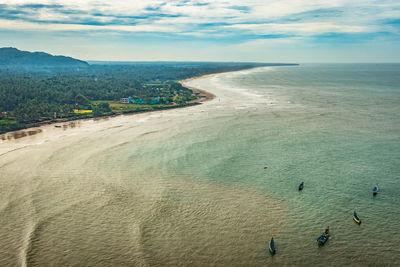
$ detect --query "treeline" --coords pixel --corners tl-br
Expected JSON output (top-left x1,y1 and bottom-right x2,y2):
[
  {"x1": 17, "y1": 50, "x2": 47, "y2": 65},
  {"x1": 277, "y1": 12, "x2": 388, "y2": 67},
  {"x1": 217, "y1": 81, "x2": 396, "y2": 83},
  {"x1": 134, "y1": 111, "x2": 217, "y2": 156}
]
[{"x1": 0, "y1": 62, "x2": 292, "y2": 133}]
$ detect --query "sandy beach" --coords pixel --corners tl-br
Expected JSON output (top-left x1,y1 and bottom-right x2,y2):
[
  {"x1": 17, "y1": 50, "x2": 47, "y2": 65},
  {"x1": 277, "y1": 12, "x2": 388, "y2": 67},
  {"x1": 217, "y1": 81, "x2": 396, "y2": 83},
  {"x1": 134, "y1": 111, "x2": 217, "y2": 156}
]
[
  {"x1": 179, "y1": 73, "x2": 226, "y2": 102},
  {"x1": 0, "y1": 70, "x2": 245, "y2": 146},
  {"x1": 0, "y1": 67, "x2": 287, "y2": 266}
]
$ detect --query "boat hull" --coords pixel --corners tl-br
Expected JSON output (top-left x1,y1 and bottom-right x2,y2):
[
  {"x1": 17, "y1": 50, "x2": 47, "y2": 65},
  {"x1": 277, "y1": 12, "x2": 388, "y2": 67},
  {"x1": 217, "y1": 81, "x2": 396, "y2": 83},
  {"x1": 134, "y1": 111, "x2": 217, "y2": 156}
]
[
  {"x1": 373, "y1": 186, "x2": 378, "y2": 196},
  {"x1": 269, "y1": 238, "x2": 276, "y2": 255},
  {"x1": 317, "y1": 228, "x2": 329, "y2": 246},
  {"x1": 317, "y1": 236, "x2": 329, "y2": 246},
  {"x1": 353, "y1": 216, "x2": 361, "y2": 224},
  {"x1": 298, "y1": 182, "x2": 304, "y2": 191}
]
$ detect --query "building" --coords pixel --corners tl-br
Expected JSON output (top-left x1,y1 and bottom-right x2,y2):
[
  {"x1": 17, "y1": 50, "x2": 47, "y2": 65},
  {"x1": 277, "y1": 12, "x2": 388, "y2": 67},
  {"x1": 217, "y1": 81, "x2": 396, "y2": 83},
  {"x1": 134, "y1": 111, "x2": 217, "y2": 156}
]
[
  {"x1": 149, "y1": 96, "x2": 160, "y2": 104},
  {"x1": 120, "y1": 98, "x2": 130, "y2": 104},
  {"x1": 133, "y1": 98, "x2": 147, "y2": 104}
]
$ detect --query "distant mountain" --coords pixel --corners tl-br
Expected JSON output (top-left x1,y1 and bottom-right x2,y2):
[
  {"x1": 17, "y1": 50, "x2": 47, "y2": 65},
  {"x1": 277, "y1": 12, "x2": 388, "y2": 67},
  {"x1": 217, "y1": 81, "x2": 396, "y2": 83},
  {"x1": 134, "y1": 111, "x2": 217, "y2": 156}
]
[{"x1": 0, "y1": 47, "x2": 89, "y2": 71}]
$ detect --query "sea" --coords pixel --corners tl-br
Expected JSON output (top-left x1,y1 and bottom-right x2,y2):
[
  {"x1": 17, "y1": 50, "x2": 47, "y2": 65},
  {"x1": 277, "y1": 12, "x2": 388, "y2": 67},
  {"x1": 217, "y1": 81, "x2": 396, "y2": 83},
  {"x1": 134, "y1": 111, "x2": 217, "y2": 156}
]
[{"x1": 0, "y1": 64, "x2": 399, "y2": 266}]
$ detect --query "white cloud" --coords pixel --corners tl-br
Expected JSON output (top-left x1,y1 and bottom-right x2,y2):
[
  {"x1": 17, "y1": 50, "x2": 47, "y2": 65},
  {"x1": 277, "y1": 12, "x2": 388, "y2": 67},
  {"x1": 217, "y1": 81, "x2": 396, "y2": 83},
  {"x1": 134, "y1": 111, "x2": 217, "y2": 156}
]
[
  {"x1": 0, "y1": 18, "x2": 178, "y2": 33},
  {"x1": 224, "y1": 22, "x2": 369, "y2": 36},
  {"x1": 231, "y1": 37, "x2": 306, "y2": 49},
  {"x1": 0, "y1": 0, "x2": 399, "y2": 37}
]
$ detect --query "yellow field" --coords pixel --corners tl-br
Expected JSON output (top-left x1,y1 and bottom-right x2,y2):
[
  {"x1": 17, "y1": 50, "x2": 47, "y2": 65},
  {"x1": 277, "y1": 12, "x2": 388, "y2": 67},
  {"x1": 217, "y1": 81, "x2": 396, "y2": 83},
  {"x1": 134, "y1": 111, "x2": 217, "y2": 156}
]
[{"x1": 73, "y1": 109, "x2": 93, "y2": 114}]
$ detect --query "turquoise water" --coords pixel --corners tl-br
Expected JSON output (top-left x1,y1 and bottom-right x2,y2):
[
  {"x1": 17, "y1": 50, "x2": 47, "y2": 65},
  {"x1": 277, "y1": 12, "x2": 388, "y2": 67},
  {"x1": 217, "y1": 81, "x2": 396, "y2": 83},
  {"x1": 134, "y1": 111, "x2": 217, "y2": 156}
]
[
  {"x1": 140, "y1": 64, "x2": 400, "y2": 265},
  {"x1": 0, "y1": 64, "x2": 399, "y2": 266}
]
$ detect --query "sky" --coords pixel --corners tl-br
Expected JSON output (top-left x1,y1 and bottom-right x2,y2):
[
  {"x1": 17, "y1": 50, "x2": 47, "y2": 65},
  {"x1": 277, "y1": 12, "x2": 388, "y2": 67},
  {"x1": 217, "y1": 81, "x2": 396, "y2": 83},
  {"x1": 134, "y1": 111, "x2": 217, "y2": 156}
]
[{"x1": 0, "y1": 0, "x2": 399, "y2": 62}]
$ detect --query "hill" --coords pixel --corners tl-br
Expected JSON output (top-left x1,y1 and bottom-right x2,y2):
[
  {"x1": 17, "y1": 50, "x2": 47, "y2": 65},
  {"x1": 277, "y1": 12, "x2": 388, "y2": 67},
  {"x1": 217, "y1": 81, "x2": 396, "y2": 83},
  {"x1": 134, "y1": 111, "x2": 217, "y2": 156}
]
[{"x1": 0, "y1": 47, "x2": 89, "y2": 70}]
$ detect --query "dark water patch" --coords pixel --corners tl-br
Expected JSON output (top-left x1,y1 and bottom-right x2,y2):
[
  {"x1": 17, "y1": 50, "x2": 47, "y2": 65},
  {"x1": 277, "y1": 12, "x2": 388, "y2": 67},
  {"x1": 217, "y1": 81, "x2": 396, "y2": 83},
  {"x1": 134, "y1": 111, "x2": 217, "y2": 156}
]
[
  {"x1": 68, "y1": 121, "x2": 79, "y2": 128},
  {"x1": 15, "y1": 129, "x2": 42, "y2": 139},
  {"x1": 11, "y1": 131, "x2": 27, "y2": 139},
  {"x1": 0, "y1": 129, "x2": 42, "y2": 141},
  {"x1": 27, "y1": 130, "x2": 41, "y2": 136},
  {"x1": 61, "y1": 121, "x2": 81, "y2": 130},
  {"x1": 93, "y1": 116, "x2": 110, "y2": 122}
]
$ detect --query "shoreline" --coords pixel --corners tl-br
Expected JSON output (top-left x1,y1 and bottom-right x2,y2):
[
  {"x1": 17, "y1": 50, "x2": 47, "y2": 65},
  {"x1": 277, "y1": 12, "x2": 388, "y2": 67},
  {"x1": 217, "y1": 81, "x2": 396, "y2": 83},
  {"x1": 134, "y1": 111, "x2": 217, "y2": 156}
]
[
  {"x1": 0, "y1": 69, "x2": 240, "y2": 141},
  {"x1": 179, "y1": 73, "x2": 225, "y2": 102}
]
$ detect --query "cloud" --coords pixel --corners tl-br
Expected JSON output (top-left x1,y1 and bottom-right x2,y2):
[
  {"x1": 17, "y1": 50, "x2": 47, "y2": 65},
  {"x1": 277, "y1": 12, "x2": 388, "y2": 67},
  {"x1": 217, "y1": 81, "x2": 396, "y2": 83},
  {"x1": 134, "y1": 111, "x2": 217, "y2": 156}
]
[
  {"x1": 231, "y1": 37, "x2": 306, "y2": 50},
  {"x1": 0, "y1": 18, "x2": 178, "y2": 33},
  {"x1": 0, "y1": 0, "x2": 399, "y2": 39},
  {"x1": 223, "y1": 22, "x2": 369, "y2": 36}
]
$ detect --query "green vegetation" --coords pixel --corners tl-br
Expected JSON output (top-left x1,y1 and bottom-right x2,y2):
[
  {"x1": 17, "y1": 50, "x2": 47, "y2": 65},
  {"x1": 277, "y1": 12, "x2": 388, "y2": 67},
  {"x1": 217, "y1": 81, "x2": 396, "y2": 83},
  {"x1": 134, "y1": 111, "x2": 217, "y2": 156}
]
[
  {"x1": 0, "y1": 61, "x2": 295, "y2": 134},
  {"x1": 107, "y1": 101, "x2": 196, "y2": 114},
  {"x1": 0, "y1": 118, "x2": 30, "y2": 132}
]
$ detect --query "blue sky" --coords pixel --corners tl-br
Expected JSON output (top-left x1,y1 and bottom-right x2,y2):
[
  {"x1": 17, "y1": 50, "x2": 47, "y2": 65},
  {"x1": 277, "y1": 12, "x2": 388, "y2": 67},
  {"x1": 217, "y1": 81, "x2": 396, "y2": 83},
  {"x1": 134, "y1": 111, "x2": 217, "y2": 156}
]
[{"x1": 0, "y1": 0, "x2": 399, "y2": 62}]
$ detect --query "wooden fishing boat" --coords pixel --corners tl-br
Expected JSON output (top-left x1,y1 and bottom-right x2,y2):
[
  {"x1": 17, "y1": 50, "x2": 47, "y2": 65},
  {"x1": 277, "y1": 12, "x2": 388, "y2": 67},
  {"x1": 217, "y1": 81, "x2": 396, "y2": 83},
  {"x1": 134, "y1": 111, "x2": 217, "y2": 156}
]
[
  {"x1": 353, "y1": 210, "x2": 362, "y2": 224},
  {"x1": 317, "y1": 226, "x2": 329, "y2": 246},
  {"x1": 298, "y1": 182, "x2": 304, "y2": 191},
  {"x1": 269, "y1": 234, "x2": 276, "y2": 255},
  {"x1": 373, "y1": 185, "x2": 379, "y2": 196}
]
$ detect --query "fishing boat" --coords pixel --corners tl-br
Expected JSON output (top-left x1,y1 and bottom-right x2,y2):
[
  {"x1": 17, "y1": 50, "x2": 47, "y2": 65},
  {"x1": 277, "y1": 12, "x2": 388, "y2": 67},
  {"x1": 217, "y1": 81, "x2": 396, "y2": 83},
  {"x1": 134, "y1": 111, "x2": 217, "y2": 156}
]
[
  {"x1": 317, "y1": 226, "x2": 329, "y2": 246},
  {"x1": 373, "y1": 185, "x2": 379, "y2": 196},
  {"x1": 269, "y1": 234, "x2": 276, "y2": 255},
  {"x1": 353, "y1": 210, "x2": 362, "y2": 224},
  {"x1": 298, "y1": 182, "x2": 304, "y2": 191}
]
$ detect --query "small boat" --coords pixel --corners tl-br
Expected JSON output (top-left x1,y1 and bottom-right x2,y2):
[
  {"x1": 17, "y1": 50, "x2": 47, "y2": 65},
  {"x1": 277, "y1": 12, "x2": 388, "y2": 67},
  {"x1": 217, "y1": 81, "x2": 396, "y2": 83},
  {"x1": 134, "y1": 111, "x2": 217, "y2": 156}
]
[
  {"x1": 317, "y1": 226, "x2": 329, "y2": 246},
  {"x1": 353, "y1": 210, "x2": 362, "y2": 224},
  {"x1": 298, "y1": 182, "x2": 304, "y2": 191},
  {"x1": 269, "y1": 234, "x2": 276, "y2": 255},
  {"x1": 373, "y1": 185, "x2": 379, "y2": 196},
  {"x1": 54, "y1": 125, "x2": 62, "y2": 128},
  {"x1": 264, "y1": 165, "x2": 268, "y2": 169}
]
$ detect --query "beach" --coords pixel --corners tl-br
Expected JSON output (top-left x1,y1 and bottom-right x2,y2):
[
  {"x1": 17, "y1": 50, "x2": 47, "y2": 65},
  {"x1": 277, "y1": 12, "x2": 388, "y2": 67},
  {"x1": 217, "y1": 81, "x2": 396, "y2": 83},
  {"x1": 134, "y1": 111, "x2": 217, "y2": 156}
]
[
  {"x1": 179, "y1": 73, "x2": 225, "y2": 102},
  {"x1": 0, "y1": 69, "x2": 237, "y2": 146},
  {"x1": 0, "y1": 68, "x2": 286, "y2": 266}
]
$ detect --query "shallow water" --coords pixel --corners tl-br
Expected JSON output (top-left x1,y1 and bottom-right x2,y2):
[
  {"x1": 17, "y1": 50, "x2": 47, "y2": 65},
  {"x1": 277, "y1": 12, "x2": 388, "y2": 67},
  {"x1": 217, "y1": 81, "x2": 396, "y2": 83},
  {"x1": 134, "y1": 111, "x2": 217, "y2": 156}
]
[{"x1": 0, "y1": 64, "x2": 399, "y2": 266}]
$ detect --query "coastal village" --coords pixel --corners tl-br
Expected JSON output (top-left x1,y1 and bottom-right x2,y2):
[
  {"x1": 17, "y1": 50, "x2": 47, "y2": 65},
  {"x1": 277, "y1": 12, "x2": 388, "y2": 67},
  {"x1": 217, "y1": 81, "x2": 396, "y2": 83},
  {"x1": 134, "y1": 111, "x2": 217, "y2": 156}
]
[
  {"x1": 71, "y1": 80, "x2": 206, "y2": 116},
  {"x1": 1, "y1": 85, "x2": 209, "y2": 134},
  {"x1": 120, "y1": 91, "x2": 205, "y2": 105},
  {"x1": 73, "y1": 89, "x2": 203, "y2": 116},
  {"x1": 120, "y1": 96, "x2": 162, "y2": 105},
  {"x1": 72, "y1": 83, "x2": 209, "y2": 117},
  {"x1": 0, "y1": 72, "x2": 207, "y2": 133}
]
